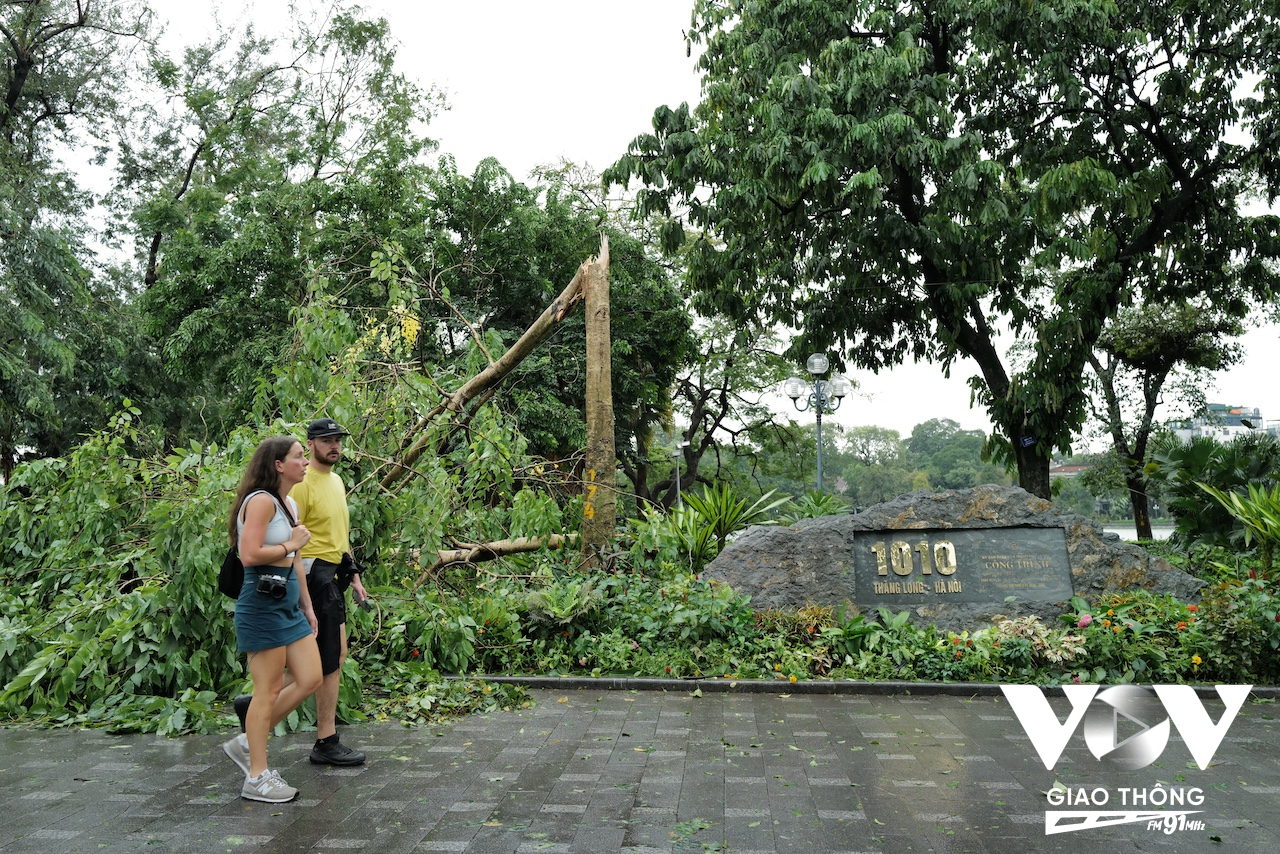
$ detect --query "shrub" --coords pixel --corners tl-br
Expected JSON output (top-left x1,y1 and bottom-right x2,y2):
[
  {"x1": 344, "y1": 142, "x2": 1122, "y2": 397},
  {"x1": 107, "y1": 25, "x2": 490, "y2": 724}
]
[
  {"x1": 1148, "y1": 432, "x2": 1280, "y2": 549},
  {"x1": 1062, "y1": 593, "x2": 1202, "y2": 683},
  {"x1": 1193, "y1": 579, "x2": 1280, "y2": 683}
]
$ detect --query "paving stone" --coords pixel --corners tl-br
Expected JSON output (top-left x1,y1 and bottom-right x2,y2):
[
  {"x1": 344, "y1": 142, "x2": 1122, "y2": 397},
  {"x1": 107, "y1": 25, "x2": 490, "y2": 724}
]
[{"x1": 1, "y1": 687, "x2": 1277, "y2": 852}]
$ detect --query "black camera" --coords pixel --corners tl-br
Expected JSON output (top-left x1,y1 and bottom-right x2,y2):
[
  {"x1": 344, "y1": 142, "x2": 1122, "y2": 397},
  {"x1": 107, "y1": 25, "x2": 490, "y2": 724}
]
[{"x1": 255, "y1": 573, "x2": 289, "y2": 599}]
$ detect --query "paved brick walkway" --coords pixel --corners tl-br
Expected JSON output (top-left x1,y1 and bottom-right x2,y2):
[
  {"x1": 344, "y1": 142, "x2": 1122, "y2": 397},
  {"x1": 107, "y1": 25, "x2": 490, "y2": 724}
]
[{"x1": 1, "y1": 685, "x2": 1276, "y2": 852}]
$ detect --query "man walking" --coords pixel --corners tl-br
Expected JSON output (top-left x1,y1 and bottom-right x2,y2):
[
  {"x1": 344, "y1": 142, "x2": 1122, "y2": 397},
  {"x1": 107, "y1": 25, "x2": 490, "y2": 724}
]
[
  {"x1": 235, "y1": 417, "x2": 368, "y2": 766},
  {"x1": 293, "y1": 417, "x2": 368, "y2": 765}
]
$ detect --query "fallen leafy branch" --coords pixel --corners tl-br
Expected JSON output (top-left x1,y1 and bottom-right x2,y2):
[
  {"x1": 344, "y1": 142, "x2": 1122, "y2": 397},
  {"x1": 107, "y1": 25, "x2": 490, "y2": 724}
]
[{"x1": 413, "y1": 533, "x2": 579, "y2": 588}]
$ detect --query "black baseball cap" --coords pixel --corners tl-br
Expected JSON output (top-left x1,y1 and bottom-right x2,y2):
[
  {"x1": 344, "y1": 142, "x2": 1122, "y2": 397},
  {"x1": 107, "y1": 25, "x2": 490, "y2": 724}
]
[{"x1": 307, "y1": 418, "x2": 350, "y2": 439}]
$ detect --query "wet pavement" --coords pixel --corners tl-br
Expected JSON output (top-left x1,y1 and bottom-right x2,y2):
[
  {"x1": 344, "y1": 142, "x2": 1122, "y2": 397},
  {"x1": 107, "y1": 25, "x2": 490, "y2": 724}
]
[{"x1": 1, "y1": 681, "x2": 1277, "y2": 853}]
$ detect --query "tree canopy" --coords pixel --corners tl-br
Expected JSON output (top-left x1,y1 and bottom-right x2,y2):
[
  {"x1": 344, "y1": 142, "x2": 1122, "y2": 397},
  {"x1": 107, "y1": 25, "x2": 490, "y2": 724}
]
[
  {"x1": 0, "y1": 0, "x2": 155, "y2": 477},
  {"x1": 123, "y1": 9, "x2": 437, "y2": 431},
  {"x1": 607, "y1": 0, "x2": 1280, "y2": 498}
]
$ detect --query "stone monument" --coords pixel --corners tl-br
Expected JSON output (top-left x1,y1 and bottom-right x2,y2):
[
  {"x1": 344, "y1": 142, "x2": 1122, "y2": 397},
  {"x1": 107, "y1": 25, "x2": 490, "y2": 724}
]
[{"x1": 704, "y1": 484, "x2": 1204, "y2": 634}]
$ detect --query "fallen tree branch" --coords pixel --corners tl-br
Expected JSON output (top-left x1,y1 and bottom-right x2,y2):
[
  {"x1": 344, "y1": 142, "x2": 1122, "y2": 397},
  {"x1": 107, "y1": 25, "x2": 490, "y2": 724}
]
[
  {"x1": 413, "y1": 533, "x2": 579, "y2": 588},
  {"x1": 381, "y1": 263, "x2": 588, "y2": 491}
]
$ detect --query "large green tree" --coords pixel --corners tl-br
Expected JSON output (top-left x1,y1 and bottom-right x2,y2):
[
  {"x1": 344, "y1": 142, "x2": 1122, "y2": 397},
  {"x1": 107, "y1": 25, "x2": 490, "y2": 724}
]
[
  {"x1": 0, "y1": 0, "x2": 154, "y2": 477},
  {"x1": 907, "y1": 417, "x2": 1009, "y2": 491},
  {"x1": 654, "y1": 319, "x2": 795, "y2": 509},
  {"x1": 837, "y1": 424, "x2": 916, "y2": 506},
  {"x1": 607, "y1": 0, "x2": 1280, "y2": 499},
  {"x1": 121, "y1": 7, "x2": 437, "y2": 436},
  {"x1": 1087, "y1": 300, "x2": 1244, "y2": 539}
]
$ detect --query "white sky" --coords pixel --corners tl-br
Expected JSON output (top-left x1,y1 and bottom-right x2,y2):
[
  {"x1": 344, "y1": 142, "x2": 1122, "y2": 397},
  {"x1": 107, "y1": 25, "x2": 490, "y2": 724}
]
[{"x1": 153, "y1": 0, "x2": 1280, "y2": 442}]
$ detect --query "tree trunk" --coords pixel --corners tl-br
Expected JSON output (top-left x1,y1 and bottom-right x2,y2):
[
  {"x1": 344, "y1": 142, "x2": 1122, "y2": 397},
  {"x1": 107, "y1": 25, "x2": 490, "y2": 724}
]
[
  {"x1": 1125, "y1": 473, "x2": 1154, "y2": 541},
  {"x1": 1012, "y1": 433, "x2": 1051, "y2": 499},
  {"x1": 581, "y1": 236, "x2": 615, "y2": 558},
  {"x1": 0, "y1": 433, "x2": 13, "y2": 484}
]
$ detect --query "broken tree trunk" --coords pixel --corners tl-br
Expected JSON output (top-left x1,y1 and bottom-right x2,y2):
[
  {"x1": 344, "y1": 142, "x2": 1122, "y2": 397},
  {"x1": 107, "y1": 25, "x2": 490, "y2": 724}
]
[
  {"x1": 581, "y1": 236, "x2": 616, "y2": 560},
  {"x1": 379, "y1": 263, "x2": 588, "y2": 491}
]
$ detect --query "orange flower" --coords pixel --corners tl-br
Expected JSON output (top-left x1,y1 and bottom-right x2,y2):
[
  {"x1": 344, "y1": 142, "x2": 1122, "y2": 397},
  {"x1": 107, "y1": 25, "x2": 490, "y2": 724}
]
[
  {"x1": 1176, "y1": 621, "x2": 1187, "y2": 631},
  {"x1": 1102, "y1": 619, "x2": 1112, "y2": 628},
  {"x1": 1113, "y1": 625, "x2": 1122, "y2": 634},
  {"x1": 1187, "y1": 604, "x2": 1199, "y2": 613}
]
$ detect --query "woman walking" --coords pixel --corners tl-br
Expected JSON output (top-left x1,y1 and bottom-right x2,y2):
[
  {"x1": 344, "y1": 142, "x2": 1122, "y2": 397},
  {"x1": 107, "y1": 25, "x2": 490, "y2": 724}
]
[{"x1": 223, "y1": 436, "x2": 323, "y2": 802}]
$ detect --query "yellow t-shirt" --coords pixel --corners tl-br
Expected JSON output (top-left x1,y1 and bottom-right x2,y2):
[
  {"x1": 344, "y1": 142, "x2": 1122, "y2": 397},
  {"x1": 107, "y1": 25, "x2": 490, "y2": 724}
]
[{"x1": 290, "y1": 468, "x2": 350, "y2": 563}]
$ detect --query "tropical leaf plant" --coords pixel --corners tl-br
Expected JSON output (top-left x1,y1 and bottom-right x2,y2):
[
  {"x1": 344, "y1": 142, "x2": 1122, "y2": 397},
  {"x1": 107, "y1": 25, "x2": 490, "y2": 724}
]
[
  {"x1": 781, "y1": 489, "x2": 846, "y2": 524},
  {"x1": 1197, "y1": 482, "x2": 1280, "y2": 577},
  {"x1": 523, "y1": 578, "x2": 601, "y2": 627},
  {"x1": 669, "y1": 504, "x2": 720, "y2": 572},
  {"x1": 682, "y1": 484, "x2": 792, "y2": 553},
  {"x1": 821, "y1": 603, "x2": 876, "y2": 661},
  {"x1": 1147, "y1": 432, "x2": 1280, "y2": 548}
]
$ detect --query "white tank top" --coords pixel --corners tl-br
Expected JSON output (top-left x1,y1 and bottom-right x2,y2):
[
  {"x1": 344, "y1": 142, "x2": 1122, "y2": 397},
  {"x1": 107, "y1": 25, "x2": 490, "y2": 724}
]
[{"x1": 236, "y1": 490, "x2": 298, "y2": 561}]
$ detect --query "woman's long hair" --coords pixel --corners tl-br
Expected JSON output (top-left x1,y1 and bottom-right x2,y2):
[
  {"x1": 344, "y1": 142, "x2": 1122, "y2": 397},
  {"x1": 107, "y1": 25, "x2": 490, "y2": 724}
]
[{"x1": 227, "y1": 436, "x2": 299, "y2": 548}]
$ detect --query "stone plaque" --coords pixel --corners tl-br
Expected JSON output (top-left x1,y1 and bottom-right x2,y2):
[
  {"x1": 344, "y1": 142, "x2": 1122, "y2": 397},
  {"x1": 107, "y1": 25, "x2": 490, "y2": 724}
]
[{"x1": 850, "y1": 527, "x2": 1073, "y2": 607}]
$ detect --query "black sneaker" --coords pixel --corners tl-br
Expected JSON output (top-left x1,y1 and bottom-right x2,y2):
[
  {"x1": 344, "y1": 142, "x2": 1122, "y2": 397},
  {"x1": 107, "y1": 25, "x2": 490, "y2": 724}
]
[
  {"x1": 309, "y1": 736, "x2": 366, "y2": 766},
  {"x1": 234, "y1": 694, "x2": 252, "y2": 732}
]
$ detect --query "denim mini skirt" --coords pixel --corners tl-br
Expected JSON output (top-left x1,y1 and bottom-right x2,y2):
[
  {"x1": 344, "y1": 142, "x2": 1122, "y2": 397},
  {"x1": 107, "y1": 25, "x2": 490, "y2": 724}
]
[{"x1": 234, "y1": 565, "x2": 312, "y2": 653}]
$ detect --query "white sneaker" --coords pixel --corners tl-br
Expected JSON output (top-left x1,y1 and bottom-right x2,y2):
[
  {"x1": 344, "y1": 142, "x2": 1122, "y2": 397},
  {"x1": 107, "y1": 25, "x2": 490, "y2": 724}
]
[
  {"x1": 222, "y1": 733, "x2": 250, "y2": 776},
  {"x1": 241, "y1": 769, "x2": 298, "y2": 803}
]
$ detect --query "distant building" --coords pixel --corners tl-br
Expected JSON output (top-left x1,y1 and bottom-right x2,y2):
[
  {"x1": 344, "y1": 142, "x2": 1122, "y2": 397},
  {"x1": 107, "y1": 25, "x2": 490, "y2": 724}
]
[
  {"x1": 1048, "y1": 463, "x2": 1089, "y2": 480},
  {"x1": 1170, "y1": 404, "x2": 1280, "y2": 442}
]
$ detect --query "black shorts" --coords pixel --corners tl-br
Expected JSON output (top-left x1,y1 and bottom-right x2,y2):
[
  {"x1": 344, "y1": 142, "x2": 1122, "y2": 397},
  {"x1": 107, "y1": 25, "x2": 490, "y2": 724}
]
[{"x1": 306, "y1": 557, "x2": 348, "y2": 675}]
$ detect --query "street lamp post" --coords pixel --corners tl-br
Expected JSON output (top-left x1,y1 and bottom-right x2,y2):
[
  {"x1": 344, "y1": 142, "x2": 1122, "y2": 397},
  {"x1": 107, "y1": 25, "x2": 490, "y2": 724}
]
[
  {"x1": 672, "y1": 441, "x2": 690, "y2": 508},
  {"x1": 784, "y1": 354, "x2": 850, "y2": 493}
]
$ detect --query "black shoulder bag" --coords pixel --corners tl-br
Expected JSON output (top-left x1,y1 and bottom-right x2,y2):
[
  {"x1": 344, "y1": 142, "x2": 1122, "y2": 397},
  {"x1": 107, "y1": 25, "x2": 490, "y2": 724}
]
[{"x1": 218, "y1": 546, "x2": 245, "y2": 599}]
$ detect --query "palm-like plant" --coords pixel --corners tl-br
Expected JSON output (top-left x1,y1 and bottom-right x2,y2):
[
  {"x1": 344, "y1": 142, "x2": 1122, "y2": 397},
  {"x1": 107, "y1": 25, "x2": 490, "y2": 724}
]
[
  {"x1": 682, "y1": 484, "x2": 792, "y2": 553},
  {"x1": 669, "y1": 504, "x2": 720, "y2": 571},
  {"x1": 781, "y1": 489, "x2": 846, "y2": 524},
  {"x1": 1197, "y1": 482, "x2": 1280, "y2": 578},
  {"x1": 1149, "y1": 432, "x2": 1280, "y2": 548}
]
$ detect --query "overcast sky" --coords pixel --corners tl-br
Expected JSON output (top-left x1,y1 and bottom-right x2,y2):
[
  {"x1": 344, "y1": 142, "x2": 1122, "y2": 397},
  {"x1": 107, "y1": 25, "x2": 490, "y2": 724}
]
[{"x1": 153, "y1": 0, "x2": 1280, "y2": 443}]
